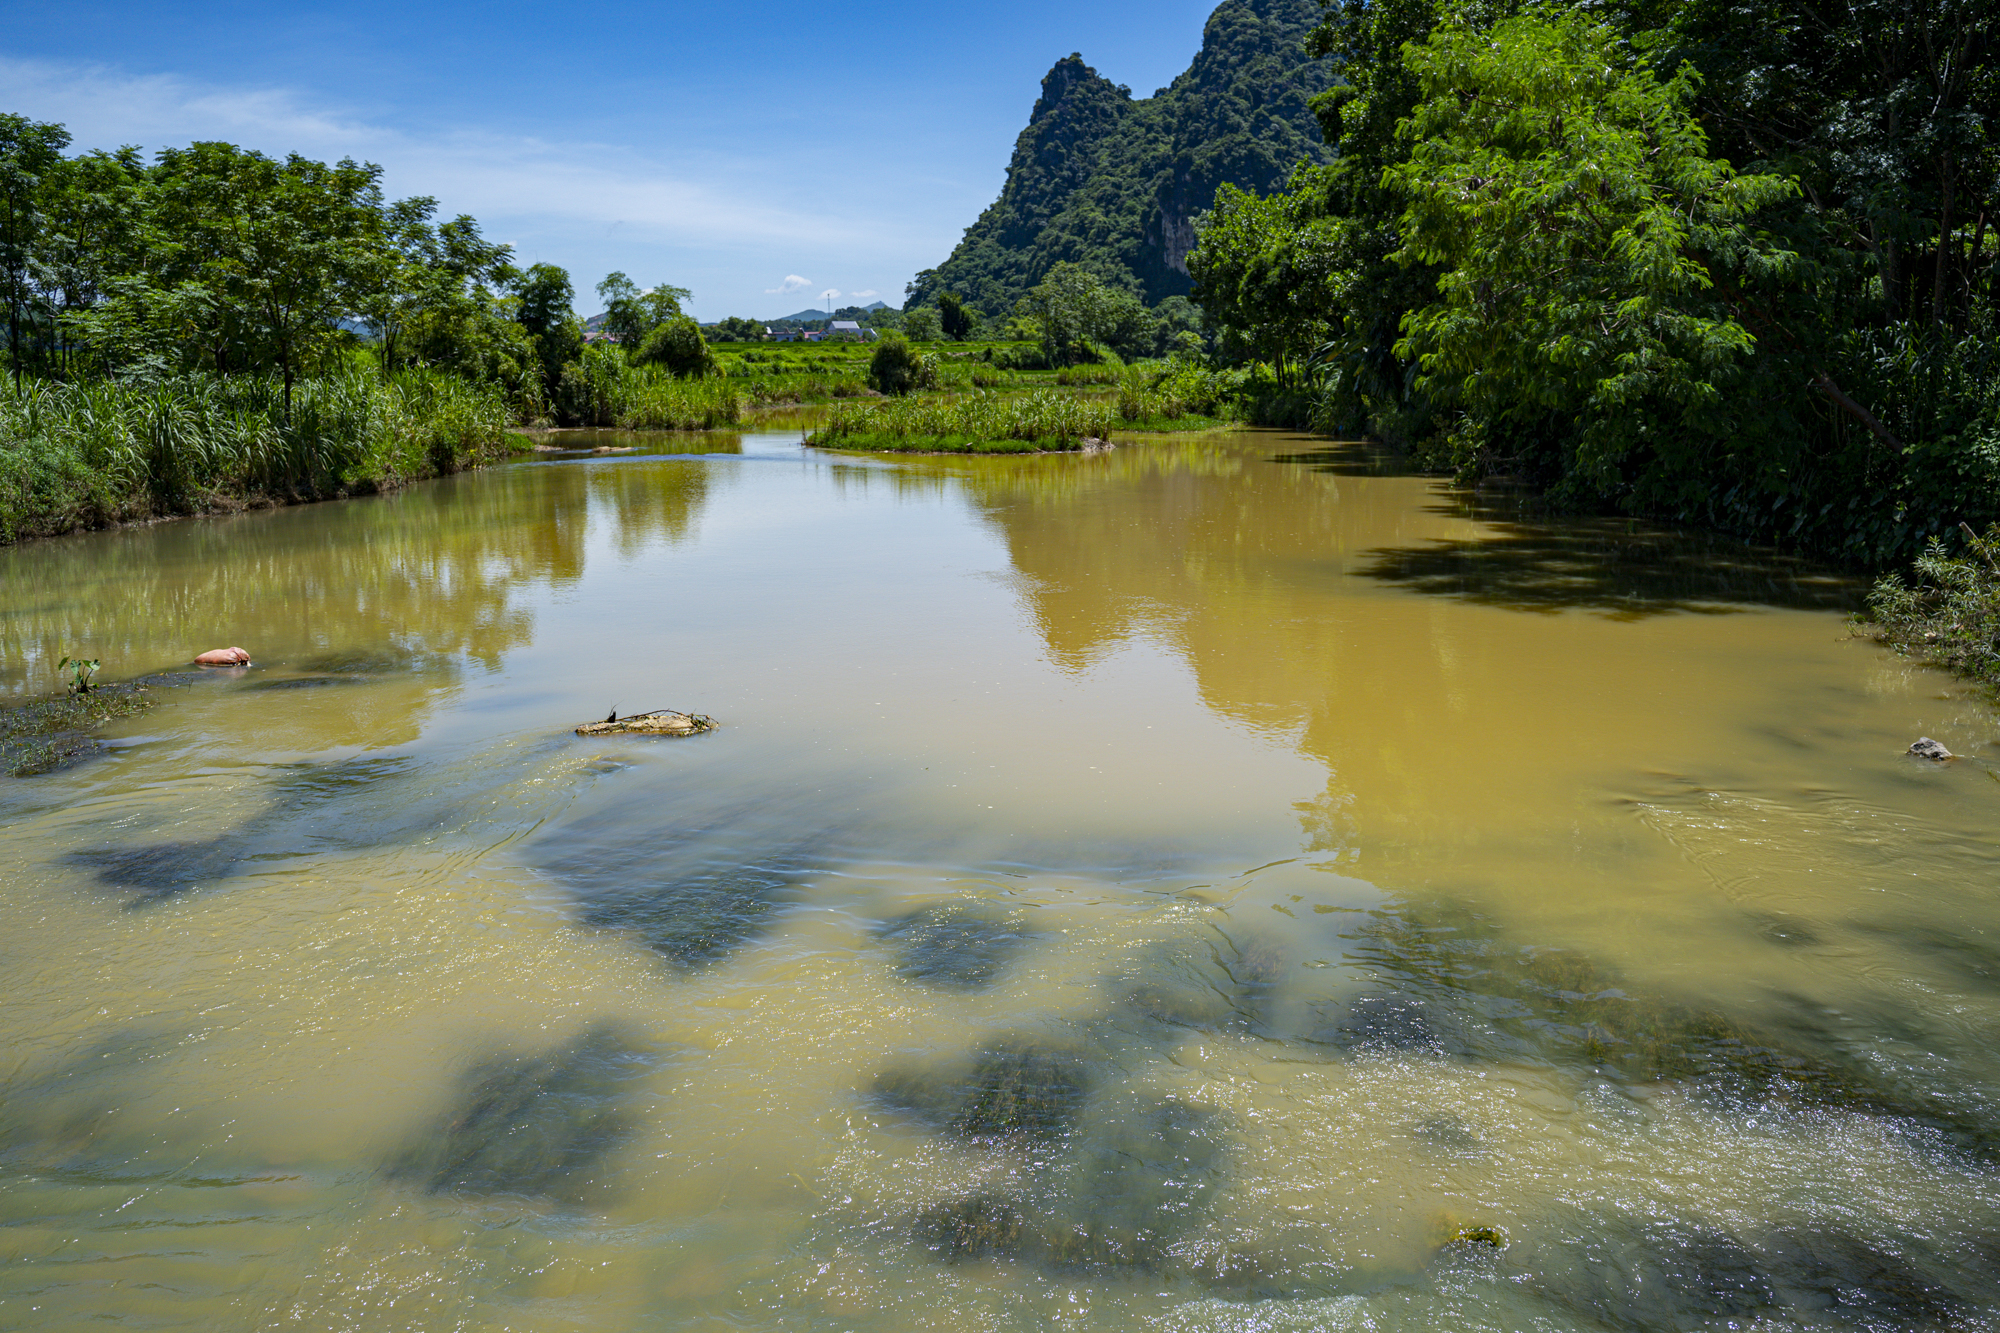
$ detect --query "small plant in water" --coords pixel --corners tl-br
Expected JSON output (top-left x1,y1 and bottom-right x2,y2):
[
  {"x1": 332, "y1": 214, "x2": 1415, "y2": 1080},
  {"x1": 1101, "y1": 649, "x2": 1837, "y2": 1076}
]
[{"x1": 57, "y1": 657, "x2": 99, "y2": 696}]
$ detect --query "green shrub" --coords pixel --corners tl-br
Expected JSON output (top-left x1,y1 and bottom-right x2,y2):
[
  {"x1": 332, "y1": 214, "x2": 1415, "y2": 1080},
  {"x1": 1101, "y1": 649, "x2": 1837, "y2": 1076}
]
[
  {"x1": 1866, "y1": 525, "x2": 2000, "y2": 691},
  {"x1": 869, "y1": 335, "x2": 923, "y2": 396},
  {"x1": 632, "y1": 316, "x2": 716, "y2": 378}
]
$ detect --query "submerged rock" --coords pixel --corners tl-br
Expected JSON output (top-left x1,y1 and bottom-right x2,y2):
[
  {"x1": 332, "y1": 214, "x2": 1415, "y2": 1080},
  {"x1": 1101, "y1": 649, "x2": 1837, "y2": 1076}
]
[
  {"x1": 1531, "y1": 1220, "x2": 1779, "y2": 1331},
  {"x1": 1907, "y1": 737, "x2": 1954, "y2": 761},
  {"x1": 949, "y1": 1043, "x2": 1093, "y2": 1146},
  {"x1": 914, "y1": 1193, "x2": 1028, "y2": 1260},
  {"x1": 882, "y1": 902, "x2": 1035, "y2": 989},
  {"x1": 913, "y1": 1097, "x2": 1231, "y2": 1282},
  {"x1": 1338, "y1": 904, "x2": 2000, "y2": 1158},
  {"x1": 1760, "y1": 1228, "x2": 1961, "y2": 1325},
  {"x1": 1119, "y1": 932, "x2": 1290, "y2": 1037},
  {"x1": 579, "y1": 865, "x2": 786, "y2": 968},
  {"x1": 68, "y1": 837, "x2": 241, "y2": 907},
  {"x1": 872, "y1": 1039, "x2": 1093, "y2": 1147},
  {"x1": 386, "y1": 1023, "x2": 653, "y2": 1204}
]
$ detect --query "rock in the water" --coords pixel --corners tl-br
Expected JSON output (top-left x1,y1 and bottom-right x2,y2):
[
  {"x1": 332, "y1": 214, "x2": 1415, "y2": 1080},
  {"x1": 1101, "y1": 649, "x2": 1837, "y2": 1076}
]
[
  {"x1": 574, "y1": 710, "x2": 715, "y2": 737},
  {"x1": 1908, "y1": 737, "x2": 1955, "y2": 761},
  {"x1": 194, "y1": 647, "x2": 250, "y2": 666}
]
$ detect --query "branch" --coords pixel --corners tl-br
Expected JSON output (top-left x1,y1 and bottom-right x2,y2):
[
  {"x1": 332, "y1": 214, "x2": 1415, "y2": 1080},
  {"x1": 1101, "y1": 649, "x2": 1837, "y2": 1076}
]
[{"x1": 1812, "y1": 367, "x2": 1902, "y2": 450}]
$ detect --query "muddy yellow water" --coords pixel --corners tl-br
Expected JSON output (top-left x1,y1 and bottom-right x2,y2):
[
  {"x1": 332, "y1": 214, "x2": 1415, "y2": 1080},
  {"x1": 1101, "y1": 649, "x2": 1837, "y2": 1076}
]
[{"x1": 3, "y1": 430, "x2": 1998, "y2": 1331}]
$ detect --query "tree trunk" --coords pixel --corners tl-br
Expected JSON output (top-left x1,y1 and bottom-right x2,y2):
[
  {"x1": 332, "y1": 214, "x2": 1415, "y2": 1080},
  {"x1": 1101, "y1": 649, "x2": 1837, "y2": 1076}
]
[{"x1": 1813, "y1": 367, "x2": 1902, "y2": 451}]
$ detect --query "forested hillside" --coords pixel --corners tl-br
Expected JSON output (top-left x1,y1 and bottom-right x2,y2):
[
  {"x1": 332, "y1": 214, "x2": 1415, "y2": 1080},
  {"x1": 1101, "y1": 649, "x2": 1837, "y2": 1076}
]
[{"x1": 904, "y1": 0, "x2": 1335, "y2": 319}]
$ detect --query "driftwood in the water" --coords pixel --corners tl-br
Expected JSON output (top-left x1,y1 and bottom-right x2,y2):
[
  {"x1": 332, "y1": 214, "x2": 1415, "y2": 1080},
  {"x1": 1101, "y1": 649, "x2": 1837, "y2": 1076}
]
[{"x1": 574, "y1": 709, "x2": 716, "y2": 737}]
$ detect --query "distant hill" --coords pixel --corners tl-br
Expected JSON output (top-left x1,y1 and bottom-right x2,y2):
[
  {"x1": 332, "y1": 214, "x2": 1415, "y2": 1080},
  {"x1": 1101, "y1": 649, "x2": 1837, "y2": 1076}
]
[
  {"x1": 906, "y1": 0, "x2": 1335, "y2": 316},
  {"x1": 768, "y1": 300, "x2": 889, "y2": 323}
]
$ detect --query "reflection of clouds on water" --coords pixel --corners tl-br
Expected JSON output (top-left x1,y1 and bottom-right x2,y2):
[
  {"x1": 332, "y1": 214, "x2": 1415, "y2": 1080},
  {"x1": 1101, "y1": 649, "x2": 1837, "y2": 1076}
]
[{"x1": 0, "y1": 454, "x2": 723, "y2": 698}]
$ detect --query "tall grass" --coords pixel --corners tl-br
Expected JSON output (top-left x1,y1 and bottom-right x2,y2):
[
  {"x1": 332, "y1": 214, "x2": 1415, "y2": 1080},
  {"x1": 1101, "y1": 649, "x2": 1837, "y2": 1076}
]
[
  {"x1": 0, "y1": 368, "x2": 515, "y2": 543},
  {"x1": 1114, "y1": 363, "x2": 1238, "y2": 423},
  {"x1": 808, "y1": 390, "x2": 1122, "y2": 453},
  {"x1": 554, "y1": 353, "x2": 742, "y2": 429}
]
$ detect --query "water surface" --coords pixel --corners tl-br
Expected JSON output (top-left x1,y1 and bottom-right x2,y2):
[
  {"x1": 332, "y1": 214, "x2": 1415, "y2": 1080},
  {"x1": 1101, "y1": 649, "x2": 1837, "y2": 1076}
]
[{"x1": 3, "y1": 429, "x2": 1997, "y2": 1331}]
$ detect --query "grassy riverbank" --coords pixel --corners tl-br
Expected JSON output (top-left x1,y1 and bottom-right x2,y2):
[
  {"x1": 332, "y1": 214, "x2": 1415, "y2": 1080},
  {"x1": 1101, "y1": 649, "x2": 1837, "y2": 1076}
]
[
  {"x1": 806, "y1": 361, "x2": 1237, "y2": 453},
  {"x1": 0, "y1": 369, "x2": 522, "y2": 543}
]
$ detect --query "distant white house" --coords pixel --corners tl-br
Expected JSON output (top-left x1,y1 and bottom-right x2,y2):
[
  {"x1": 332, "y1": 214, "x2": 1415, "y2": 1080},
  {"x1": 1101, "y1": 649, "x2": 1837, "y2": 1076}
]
[
  {"x1": 766, "y1": 327, "x2": 798, "y2": 342},
  {"x1": 829, "y1": 320, "x2": 865, "y2": 341}
]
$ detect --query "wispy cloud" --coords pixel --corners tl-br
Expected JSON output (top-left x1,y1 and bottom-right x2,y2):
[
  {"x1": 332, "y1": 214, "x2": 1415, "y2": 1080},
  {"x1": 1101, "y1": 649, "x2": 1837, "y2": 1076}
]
[
  {"x1": 0, "y1": 55, "x2": 871, "y2": 249},
  {"x1": 849, "y1": 289, "x2": 879, "y2": 300},
  {"x1": 765, "y1": 274, "x2": 814, "y2": 294}
]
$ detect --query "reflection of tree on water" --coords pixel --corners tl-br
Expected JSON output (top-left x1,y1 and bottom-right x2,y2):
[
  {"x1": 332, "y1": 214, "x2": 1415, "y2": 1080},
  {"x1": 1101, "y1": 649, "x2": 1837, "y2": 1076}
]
[{"x1": 0, "y1": 457, "x2": 716, "y2": 696}]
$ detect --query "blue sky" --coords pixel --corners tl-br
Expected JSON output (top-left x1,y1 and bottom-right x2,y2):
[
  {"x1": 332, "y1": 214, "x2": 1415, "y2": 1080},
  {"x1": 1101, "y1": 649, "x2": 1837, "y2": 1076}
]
[{"x1": 0, "y1": 1, "x2": 1223, "y2": 320}]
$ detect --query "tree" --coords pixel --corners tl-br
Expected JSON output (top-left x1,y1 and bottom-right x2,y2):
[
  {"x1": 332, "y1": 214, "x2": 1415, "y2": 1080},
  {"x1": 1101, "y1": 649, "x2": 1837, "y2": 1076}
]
[
  {"x1": 937, "y1": 292, "x2": 975, "y2": 341},
  {"x1": 514, "y1": 262, "x2": 581, "y2": 397},
  {"x1": 903, "y1": 306, "x2": 941, "y2": 341},
  {"x1": 0, "y1": 114, "x2": 71, "y2": 386},
  {"x1": 146, "y1": 143, "x2": 388, "y2": 413},
  {"x1": 708, "y1": 316, "x2": 763, "y2": 343},
  {"x1": 1190, "y1": 182, "x2": 1346, "y2": 387},
  {"x1": 1024, "y1": 262, "x2": 1119, "y2": 366},
  {"x1": 38, "y1": 147, "x2": 148, "y2": 378},
  {"x1": 596, "y1": 271, "x2": 693, "y2": 348},
  {"x1": 632, "y1": 315, "x2": 713, "y2": 377},
  {"x1": 363, "y1": 197, "x2": 514, "y2": 375},
  {"x1": 1386, "y1": 10, "x2": 1799, "y2": 489}
]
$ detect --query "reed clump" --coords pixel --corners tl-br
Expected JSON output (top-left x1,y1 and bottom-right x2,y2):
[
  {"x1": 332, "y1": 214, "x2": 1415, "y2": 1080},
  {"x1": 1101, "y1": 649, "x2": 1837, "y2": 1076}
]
[
  {"x1": 0, "y1": 368, "x2": 517, "y2": 543},
  {"x1": 809, "y1": 389, "x2": 1122, "y2": 453}
]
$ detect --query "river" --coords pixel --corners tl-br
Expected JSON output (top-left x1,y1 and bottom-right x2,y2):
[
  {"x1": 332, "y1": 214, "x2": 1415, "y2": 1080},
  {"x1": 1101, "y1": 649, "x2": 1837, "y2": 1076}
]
[{"x1": 2, "y1": 429, "x2": 1997, "y2": 1331}]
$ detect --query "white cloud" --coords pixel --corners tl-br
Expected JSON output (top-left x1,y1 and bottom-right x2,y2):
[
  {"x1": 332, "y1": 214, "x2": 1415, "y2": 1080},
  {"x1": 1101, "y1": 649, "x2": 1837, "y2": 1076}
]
[
  {"x1": 0, "y1": 55, "x2": 874, "y2": 250},
  {"x1": 849, "y1": 289, "x2": 879, "y2": 300},
  {"x1": 765, "y1": 274, "x2": 814, "y2": 294}
]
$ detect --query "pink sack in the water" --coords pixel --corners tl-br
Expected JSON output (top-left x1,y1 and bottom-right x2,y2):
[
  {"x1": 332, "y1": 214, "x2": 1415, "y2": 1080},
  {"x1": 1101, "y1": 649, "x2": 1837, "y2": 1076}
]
[{"x1": 194, "y1": 647, "x2": 251, "y2": 666}]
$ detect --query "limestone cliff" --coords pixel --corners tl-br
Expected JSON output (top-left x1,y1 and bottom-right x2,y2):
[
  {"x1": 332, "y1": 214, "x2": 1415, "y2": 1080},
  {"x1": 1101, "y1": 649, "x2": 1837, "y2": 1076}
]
[{"x1": 906, "y1": 0, "x2": 1336, "y2": 315}]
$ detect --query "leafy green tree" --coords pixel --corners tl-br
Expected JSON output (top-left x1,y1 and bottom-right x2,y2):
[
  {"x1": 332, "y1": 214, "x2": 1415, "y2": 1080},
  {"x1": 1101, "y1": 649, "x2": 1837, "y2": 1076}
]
[
  {"x1": 39, "y1": 147, "x2": 149, "y2": 378},
  {"x1": 1386, "y1": 9, "x2": 1799, "y2": 490},
  {"x1": 596, "y1": 272, "x2": 693, "y2": 349},
  {"x1": 707, "y1": 316, "x2": 763, "y2": 343},
  {"x1": 363, "y1": 198, "x2": 513, "y2": 376},
  {"x1": 903, "y1": 306, "x2": 941, "y2": 341},
  {"x1": 514, "y1": 262, "x2": 581, "y2": 397},
  {"x1": 146, "y1": 143, "x2": 388, "y2": 412},
  {"x1": 632, "y1": 314, "x2": 713, "y2": 377},
  {"x1": 1189, "y1": 181, "x2": 1340, "y2": 385},
  {"x1": 0, "y1": 114, "x2": 71, "y2": 386},
  {"x1": 1024, "y1": 262, "x2": 1119, "y2": 366},
  {"x1": 937, "y1": 292, "x2": 974, "y2": 341}
]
